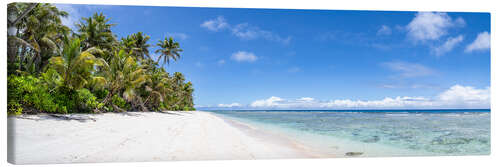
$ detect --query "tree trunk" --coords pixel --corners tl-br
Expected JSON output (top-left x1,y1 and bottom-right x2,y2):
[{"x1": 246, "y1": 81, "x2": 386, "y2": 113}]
[
  {"x1": 112, "y1": 104, "x2": 126, "y2": 112},
  {"x1": 136, "y1": 97, "x2": 149, "y2": 112}
]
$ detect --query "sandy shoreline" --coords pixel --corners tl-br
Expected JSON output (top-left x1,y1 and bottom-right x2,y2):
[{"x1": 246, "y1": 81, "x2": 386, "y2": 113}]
[{"x1": 8, "y1": 111, "x2": 320, "y2": 164}]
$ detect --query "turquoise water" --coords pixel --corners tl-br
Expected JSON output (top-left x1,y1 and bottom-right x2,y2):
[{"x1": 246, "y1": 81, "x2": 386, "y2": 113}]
[{"x1": 210, "y1": 110, "x2": 490, "y2": 156}]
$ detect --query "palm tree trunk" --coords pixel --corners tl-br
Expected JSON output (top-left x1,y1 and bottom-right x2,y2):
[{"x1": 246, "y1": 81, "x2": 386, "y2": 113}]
[
  {"x1": 8, "y1": 3, "x2": 37, "y2": 27},
  {"x1": 101, "y1": 92, "x2": 113, "y2": 105},
  {"x1": 19, "y1": 46, "x2": 27, "y2": 71},
  {"x1": 112, "y1": 104, "x2": 126, "y2": 112},
  {"x1": 7, "y1": 38, "x2": 18, "y2": 64},
  {"x1": 139, "y1": 98, "x2": 149, "y2": 112}
]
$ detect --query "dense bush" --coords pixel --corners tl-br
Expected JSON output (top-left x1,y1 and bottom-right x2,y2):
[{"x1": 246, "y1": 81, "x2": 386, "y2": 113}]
[
  {"x1": 74, "y1": 89, "x2": 104, "y2": 113},
  {"x1": 93, "y1": 89, "x2": 109, "y2": 101},
  {"x1": 7, "y1": 75, "x2": 105, "y2": 114},
  {"x1": 111, "y1": 94, "x2": 130, "y2": 111},
  {"x1": 7, "y1": 75, "x2": 66, "y2": 114},
  {"x1": 7, "y1": 101, "x2": 23, "y2": 115}
]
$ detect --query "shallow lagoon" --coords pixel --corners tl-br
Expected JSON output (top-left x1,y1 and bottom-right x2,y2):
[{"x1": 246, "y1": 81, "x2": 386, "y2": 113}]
[{"x1": 211, "y1": 110, "x2": 490, "y2": 156}]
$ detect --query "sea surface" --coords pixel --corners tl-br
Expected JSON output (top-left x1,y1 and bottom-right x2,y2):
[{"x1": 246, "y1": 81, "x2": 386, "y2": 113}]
[{"x1": 209, "y1": 109, "x2": 490, "y2": 157}]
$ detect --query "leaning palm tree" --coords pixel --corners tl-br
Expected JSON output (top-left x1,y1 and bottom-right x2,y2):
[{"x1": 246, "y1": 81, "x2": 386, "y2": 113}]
[
  {"x1": 121, "y1": 55, "x2": 150, "y2": 111},
  {"x1": 7, "y1": 3, "x2": 37, "y2": 64},
  {"x1": 100, "y1": 49, "x2": 150, "y2": 112},
  {"x1": 141, "y1": 60, "x2": 169, "y2": 110},
  {"x1": 48, "y1": 38, "x2": 107, "y2": 90},
  {"x1": 155, "y1": 37, "x2": 183, "y2": 67},
  {"x1": 8, "y1": 3, "x2": 70, "y2": 73}
]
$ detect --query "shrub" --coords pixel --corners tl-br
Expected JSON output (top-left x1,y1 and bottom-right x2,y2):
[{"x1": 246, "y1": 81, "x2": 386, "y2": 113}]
[
  {"x1": 8, "y1": 75, "x2": 66, "y2": 114},
  {"x1": 8, "y1": 101, "x2": 23, "y2": 115},
  {"x1": 74, "y1": 88, "x2": 104, "y2": 113},
  {"x1": 93, "y1": 89, "x2": 109, "y2": 101},
  {"x1": 111, "y1": 94, "x2": 130, "y2": 111},
  {"x1": 8, "y1": 75, "x2": 89, "y2": 114}
]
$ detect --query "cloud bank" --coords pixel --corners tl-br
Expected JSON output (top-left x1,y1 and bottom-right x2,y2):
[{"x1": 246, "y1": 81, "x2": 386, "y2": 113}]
[
  {"x1": 216, "y1": 85, "x2": 489, "y2": 109},
  {"x1": 217, "y1": 103, "x2": 242, "y2": 108}
]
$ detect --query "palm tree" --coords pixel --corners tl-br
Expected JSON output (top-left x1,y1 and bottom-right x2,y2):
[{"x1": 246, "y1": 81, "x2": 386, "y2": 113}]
[
  {"x1": 77, "y1": 12, "x2": 116, "y2": 61},
  {"x1": 8, "y1": 3, "x2": 70, "y2": 73},
  {"x1": 48, "y1": 38, "x2": 107, "y2": 90},
  {"x1": 169, "y1": 72, "x2": 187, "y2": 109},
  {"x1": 119, "y1": 32, "x2": 151, "y2": 60},
  {"x1": 155, "y1": 37, "x2": 183, "y2": 67},
  {"x1": 131, "y1": 32, "x2": 151, "y2": 59},
  {"x1": 141, "y1": 59, "x2": 169, "y2": 110},
  {"x1": 100, "y1": 49, "x2": 150, "y2": 111},
  {"x1": 121, "y1": 55, "x2": 150, "y2": 111},
  {"x1": 181, "y1": 81, "x2": 195, "y2": 110},
  {"x1": 119, "y1": 35, "x2": 136, "y2": 55},
  {"x1": 7, "y1": 3, "x2": 37, "y2": 64}
]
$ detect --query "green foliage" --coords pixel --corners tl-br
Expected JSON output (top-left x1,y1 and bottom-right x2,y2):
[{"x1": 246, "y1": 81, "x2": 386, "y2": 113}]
[
  {"x1": 155, "y1": 37, "x2": 183, "y2": 67},
  {"x1": 8, "y1": 101, "x2": 23, "y2": 115},
  {"x1": 8, "y1": 3, "x2": 196, "y2": 114},
  {"x1": 111, "y1": 94, "x2": 130, "y2": 111},
  {"x1": 8, "y1": 75, "x2": 68, "y2": 114},
  {"x1": 74, "y1": 89, "x2": 104, "y2": 113},
  {"x1": 7, "y1": 75, "x2": 106, "y2": 114},
  {"x1": 48, "y1": 38, "x2": 108, "y2": 90},
  {"x1": 93, "y1": 89, "x2": 109, "y2": 100}
]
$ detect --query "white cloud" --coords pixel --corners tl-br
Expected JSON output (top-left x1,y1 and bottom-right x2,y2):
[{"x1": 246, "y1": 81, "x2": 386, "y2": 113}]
[
  {"x1": 231, "y1": 23, "x2": 292, "y2": 44},
  {"x1": 433, "y1": 35, "x2": 464, "y2": 55},
  {"x1": 231, "y1": 23, "x2": 259, "y2": 39},
  {"x1": 166, "y1": 32, "x2": 188, "y2": 40},
  {"x1": 465, "y1": 32, "x2": 490, "y2": 52},
  {"x1": 382, "y1": 61, "x2": 435, "y2": 78},
  {"x1": 438, "y1": 85, "x2": 490, "y2": 107},
  {"x1": 201, "y1": 16, "x2": 291, "y2": 44},
  {"x1": 217, "y1": 59, "x2": 226, "y2": 65},
  {"x1": 194, "y1": 104, "x2": 213, "y2": 108},
  {"x1": 54, "y1": 4, "x2": 80, "y2": 31},
  {"x1": 231, "y1": 51, "x2": 258, "y2": 63},
  {"x1": 455, "y1": 17, "x2": 467, "y2": 27},
  {"x1": 200, "y1": 16, "x2": 229, "y2": 31},
  {"x1": 250, "y1": 96, "x2": 284, "y2": 108},
  {"x1": 377, "y1": 25, "x2": 392, "y2": 36},
  {"x1": 406, "y1": 12, "x2": 459, "y2": 41},
  {"x1": 217, "y1": 103, "x2": 242, "y2": 108},
  {"x1": 297, "y1": 97, "x2": 315, "y2": 102},
  {"x1": 246, "y1": 85, "x2": 489, "y2": 109}
]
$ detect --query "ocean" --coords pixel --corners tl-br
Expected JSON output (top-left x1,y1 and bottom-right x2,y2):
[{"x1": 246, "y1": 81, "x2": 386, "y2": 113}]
[{"x1": 209, "y1": 109, "x2": 490, "y2": 157}]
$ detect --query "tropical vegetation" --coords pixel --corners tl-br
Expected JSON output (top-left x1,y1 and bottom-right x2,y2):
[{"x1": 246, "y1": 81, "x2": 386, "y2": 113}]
[{"x1": 7, "y1": 3, "x2": 195, "y2": 115}]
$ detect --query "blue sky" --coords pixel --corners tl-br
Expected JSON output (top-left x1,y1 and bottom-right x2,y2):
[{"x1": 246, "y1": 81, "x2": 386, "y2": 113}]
[{"x1": 55, "y1": 4, "x2": 491, "y2": 109}]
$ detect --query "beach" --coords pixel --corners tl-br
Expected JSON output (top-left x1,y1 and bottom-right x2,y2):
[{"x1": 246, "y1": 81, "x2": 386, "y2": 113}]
[
  {"x1": 7, "y1": 110, "x2": 491, "y2": 164},
  {"x1": 8, "y1": 111, "x2": 318, "y2": 164}
]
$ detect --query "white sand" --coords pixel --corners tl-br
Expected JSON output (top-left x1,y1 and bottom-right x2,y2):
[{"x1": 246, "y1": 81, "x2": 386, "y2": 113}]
[{"x1": 8, "y1": 111, "x2": 318, "y2": 164}]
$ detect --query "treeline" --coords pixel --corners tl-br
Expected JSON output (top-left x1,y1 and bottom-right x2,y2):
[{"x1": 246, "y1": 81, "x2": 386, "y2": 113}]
[{"x1": 7, "y1": 3, "x2": 195, "y2": 115}]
